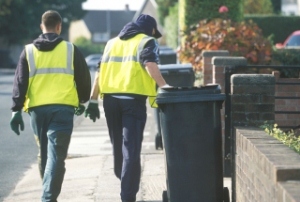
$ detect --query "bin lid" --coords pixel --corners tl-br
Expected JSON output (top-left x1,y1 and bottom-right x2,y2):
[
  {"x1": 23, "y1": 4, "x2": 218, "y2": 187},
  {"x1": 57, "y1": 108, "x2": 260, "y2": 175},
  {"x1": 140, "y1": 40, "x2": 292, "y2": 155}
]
[
  {"x1": 158, "y1": 63, "x2": 193, "y2": 72},
  {"x1": 159, "y1": 46, "x2": 176, "y2": 55},
  {"x1": 156, "y1": 84, "x2": 225, "y2": 104}
]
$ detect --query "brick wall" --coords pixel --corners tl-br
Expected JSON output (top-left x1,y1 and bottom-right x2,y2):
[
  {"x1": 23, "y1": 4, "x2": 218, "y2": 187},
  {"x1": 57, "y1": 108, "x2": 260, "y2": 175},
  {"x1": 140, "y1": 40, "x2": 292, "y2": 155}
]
[
  {"x1": 231, "y1": 74, "x2": 275, "y2": 127},
  {"x1": 273, "y1": 71, "x2": 300, "y2": 132},
  {"x1": 235, "y1": 127, "x2": 300, "y2": 202},
  {"x1": 201, "y1": 54, "x2": 300, "y2": 201},
  {"x1": 201, "y1": 50, "x2": 229, "y2": 85},
  {"x1": 231, "y1": 74, "x2": 276, "y2": 201}
]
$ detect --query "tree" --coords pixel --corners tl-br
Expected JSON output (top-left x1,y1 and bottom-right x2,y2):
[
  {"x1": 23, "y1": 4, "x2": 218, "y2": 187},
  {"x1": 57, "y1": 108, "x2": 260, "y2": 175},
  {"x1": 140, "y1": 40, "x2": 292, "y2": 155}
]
[
  {"x1": 0, "y1": 0, "x2": 86, "y2": 45},
  {"x1": 164, "y1": 3, "x2": 179, "y2": 49},
  {"x1": 244, "y1": 0, "x2": 273, "y2": 14},
  {"x1": 0, "y1": 0, "x2": 12, "y2": 16},
  {"x1": 271, "y1": 0, "x2": 281, "y2": 14},
  {"x1": 156, "y1": 0, "x2": 177, "y2": 25}
]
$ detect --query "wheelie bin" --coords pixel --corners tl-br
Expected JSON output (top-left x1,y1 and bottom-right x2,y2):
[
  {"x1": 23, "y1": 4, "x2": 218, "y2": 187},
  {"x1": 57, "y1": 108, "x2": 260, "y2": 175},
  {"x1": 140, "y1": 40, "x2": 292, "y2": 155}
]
[
  {"x1": 155, "y1": 64, "x2": 195, "y2": 149},
  {"x1": 156, "y1": 85, "x2": 230, "y2": 202},
  {"x1": 158, "y1": 46, "x2": 177, "y2": 64}
]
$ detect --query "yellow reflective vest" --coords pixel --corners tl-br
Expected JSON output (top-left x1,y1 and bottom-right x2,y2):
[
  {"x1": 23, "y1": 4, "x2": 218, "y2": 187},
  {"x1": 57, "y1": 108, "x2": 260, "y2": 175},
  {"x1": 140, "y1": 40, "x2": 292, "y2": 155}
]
[
  {"x1": 99, "y1": 34, "x2": 157, "y2": 107},
  {"x1": 23, "y1": 41, "x2": 78, "y2": 111}
]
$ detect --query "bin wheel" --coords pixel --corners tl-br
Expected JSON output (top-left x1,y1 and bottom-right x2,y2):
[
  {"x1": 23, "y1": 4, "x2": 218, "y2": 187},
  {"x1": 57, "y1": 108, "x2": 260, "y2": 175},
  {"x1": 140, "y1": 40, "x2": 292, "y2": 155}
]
[
  {"x1": 223, "y1": 187, "x2": 230, "y2": 202},
  {"x1": 155, "y1": 133, "x2": 163, "y2": 150},
  {"x1": 162, "y1": 190, "x2": 168, "y2": 202}
]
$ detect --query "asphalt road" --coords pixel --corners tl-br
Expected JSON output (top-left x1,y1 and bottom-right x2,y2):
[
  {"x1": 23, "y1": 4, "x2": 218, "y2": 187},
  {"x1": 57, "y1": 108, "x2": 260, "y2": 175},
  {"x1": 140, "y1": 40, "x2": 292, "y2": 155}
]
[
  {"x1": 0, "y1": 69, "x2": 38, "y2": 200},
  {"x1": 0, "y1": 69, "x2": 101, "y2": 201}
]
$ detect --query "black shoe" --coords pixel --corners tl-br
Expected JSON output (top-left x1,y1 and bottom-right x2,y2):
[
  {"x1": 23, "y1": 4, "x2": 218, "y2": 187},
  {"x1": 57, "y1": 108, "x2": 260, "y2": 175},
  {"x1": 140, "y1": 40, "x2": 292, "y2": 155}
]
[{"x1": 122, "y1": 200, "x2": 135, "y2": 202}]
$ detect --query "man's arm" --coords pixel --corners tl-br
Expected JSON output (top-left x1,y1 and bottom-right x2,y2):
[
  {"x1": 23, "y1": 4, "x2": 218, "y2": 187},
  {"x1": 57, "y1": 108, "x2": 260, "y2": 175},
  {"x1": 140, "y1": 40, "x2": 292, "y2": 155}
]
[
  {"x1": 145, "y1": 62, "x2": 167, "y2": 87},
  {"x1": 11, "y1": 50, "x2": 29, "y2": 111},
  {"x1": 73, "y1": 45, "x2": 91, "y2": 103},
  {"x1": 141, "y1": 39, "x2": 167, "y2": 87},
  {"x1": 90, "y1": 70, "x2": 100, "y2": 100}
]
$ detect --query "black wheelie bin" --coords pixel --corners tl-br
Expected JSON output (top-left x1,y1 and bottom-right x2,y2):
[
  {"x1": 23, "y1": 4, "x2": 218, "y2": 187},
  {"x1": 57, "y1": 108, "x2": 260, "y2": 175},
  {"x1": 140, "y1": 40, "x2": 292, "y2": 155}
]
[
  {"x1": 158, "y1": 46, "x2": 177, "y2": 64},
  {"x1": 155, "y1": 63, "x2": 195, "y2": 149},
  {"x1": 156, "y1": 85, "x2": 230, "y2": 202}
]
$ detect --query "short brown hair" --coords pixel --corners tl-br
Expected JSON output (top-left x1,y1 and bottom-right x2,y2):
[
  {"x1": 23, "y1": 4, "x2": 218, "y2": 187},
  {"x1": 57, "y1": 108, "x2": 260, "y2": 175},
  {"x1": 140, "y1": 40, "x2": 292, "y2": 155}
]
[{"x1": 41, "y1": 10, "x2": 62, "y2": 30}]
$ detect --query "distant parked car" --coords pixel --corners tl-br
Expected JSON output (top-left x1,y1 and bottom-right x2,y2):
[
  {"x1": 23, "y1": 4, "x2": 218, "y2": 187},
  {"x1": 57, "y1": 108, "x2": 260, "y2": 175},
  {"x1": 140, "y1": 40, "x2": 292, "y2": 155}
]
[
  {"x1": 0, "y1": 50, "x2": 16, "y2": 69},
  {"x1": 275, "y1": 30, "x2": 300, "y2": 49},
  {"x1": 85, "y1": 53, "x2": 102, "y2": 71}
]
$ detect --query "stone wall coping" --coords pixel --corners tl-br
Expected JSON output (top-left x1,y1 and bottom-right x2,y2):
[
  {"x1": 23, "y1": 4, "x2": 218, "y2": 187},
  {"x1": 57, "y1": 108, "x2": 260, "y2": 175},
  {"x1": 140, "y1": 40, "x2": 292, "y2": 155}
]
[
  {"x1": 231, "y1": 74, "x2": 275, "y2": 85},
  {"x1": 202, "y1": 50, "x2": 229, "y2": 57},
  {"x1": 212, "y1": 56, "x2": 247, "y2": 66}
]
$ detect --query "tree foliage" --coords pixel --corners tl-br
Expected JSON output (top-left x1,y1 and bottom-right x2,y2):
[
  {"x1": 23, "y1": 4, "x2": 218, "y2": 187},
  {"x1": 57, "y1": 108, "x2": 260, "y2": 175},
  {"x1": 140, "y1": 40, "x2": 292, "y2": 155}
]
[
  {"x1": 164, "y1": 3, "x2": 179, "y2": 49},
  {"x1": 244, "y1": 0, "x2": 273, "y2": 14},
  {"x1": 0, "y1": 0, "x2": 86, "y2": 45},
  {"x1": 156, "y1": 0, "x2": 177, "y2": 25},
  {"x1": 0, "y1": 0, "x2": 12, "y2": 16}
]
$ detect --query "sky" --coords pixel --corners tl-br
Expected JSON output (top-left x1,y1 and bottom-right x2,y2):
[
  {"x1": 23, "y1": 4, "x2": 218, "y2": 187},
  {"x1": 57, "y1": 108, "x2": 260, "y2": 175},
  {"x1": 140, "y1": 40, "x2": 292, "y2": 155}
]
[{"x1": 82, "y1": 0, "x2": 144, "y2": 11}]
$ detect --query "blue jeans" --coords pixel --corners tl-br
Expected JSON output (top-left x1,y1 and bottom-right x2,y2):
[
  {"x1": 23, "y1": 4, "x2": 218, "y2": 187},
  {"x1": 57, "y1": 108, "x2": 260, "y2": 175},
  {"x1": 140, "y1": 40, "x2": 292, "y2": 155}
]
[
  {"x1": 103, "y1": 95, "x2": 147, "y2": 202},
  {"x1": 29, "y1": 105, "x2": 74, "y2": 202}
]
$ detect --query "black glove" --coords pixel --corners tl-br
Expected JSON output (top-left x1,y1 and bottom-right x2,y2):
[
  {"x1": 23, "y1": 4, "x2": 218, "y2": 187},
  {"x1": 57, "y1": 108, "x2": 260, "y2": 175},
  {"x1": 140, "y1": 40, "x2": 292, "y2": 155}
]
[
  {"x1": 10, "y1": 111, "x2": 24, "y2": 135},
  {"x1": 75, "y1": 104, "x2": 86, "y2": 116},
  {"x1": 85, "y1": 100, "x2": 100, "y2": 122}
]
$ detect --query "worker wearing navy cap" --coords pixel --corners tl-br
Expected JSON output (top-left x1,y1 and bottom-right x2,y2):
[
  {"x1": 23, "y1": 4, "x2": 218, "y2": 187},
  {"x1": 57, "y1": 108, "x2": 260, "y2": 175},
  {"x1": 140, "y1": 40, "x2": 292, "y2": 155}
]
[{"x1": 85, "y1": 14, "x2": 169, "y2": 202}]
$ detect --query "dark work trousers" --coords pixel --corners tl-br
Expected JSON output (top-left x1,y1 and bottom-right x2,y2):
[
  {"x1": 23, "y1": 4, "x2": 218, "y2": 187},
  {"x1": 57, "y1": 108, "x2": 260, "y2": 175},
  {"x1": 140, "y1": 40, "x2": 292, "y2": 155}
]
[
  {"x1": 29, "y1": 105, "x2": 74, "y2": 202},
  {"x1": 103, "y1": 95, "x2": 147, "y2": 202}
]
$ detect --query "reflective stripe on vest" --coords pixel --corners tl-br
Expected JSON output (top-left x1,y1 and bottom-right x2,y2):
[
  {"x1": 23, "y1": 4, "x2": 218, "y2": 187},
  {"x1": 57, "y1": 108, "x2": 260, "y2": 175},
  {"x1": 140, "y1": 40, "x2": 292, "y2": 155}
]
[
  {"x1": 26, "y1": 42, "x2": 73, "y2": 77},
  {"x1": 101, "y1": 35, "x2": 153, "y2": 64}
]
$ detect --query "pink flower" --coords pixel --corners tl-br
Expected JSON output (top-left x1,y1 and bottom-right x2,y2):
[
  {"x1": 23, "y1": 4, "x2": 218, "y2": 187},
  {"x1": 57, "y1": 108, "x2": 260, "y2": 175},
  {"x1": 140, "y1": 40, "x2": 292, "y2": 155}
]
[{"x1": 219, "y1": 5, "x2": 229, "y2": 13}]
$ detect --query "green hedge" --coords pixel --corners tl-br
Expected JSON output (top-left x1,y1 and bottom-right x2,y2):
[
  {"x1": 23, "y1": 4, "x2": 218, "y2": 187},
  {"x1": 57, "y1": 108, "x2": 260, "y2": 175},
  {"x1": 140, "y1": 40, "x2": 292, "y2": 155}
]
[
  {"x1": 271, "y1": 49, "x2": 300, "y2": 78},
  {"x1": 73, "y1": 37, "x2": 104, "y2": 57},
  {"x1": 244, "y1": 15, "x2": 300, "y2": 44}
]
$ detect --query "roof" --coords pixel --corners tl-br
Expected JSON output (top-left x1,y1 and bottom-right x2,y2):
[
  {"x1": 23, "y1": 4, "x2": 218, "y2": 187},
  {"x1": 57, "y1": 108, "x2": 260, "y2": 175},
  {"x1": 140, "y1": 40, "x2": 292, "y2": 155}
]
[{"x1": 83, "y1": 10, "x2": 136, "y2": 33}]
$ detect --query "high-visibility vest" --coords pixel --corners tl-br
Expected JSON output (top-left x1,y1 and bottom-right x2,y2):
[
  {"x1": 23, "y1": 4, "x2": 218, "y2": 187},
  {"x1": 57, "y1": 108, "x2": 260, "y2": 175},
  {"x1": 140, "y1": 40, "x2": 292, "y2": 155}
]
[
  {"x1": 23, "y1": 41, "x2": 78, "y2": 111},
  {"x1": 99, "y1": 34, "x2": 157, "y2": 107}
]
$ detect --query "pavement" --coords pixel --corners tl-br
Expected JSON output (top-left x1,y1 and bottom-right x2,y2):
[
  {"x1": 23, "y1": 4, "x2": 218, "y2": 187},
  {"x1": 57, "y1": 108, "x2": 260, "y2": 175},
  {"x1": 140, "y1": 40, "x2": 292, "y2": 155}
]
[{"x1": 2, "y1": 101, "x2": 232, "y2": 202}]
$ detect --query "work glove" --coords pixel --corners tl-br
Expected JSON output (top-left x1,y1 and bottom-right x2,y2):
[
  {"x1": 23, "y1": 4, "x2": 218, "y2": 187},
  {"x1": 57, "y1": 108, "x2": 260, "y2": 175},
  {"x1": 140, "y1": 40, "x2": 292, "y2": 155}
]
[
  {"x1": 161, "y1": 84, "x2": 172, "y2": 88},
  {"x1": 10, "y1": 111, "x2": 24, "y2": 135},
  {"x1": 74, "y1": 104, "x2": 86, "y2": 116},
  {"x1": 85, "y1": 99, "x2": 100, "y2": 122}
]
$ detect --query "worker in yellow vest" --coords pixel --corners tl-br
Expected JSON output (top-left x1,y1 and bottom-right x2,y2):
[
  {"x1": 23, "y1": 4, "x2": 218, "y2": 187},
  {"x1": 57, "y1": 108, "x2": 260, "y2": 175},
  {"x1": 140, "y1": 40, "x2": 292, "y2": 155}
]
[
  {"x1": 85, "y1": 14, "x2": 169, "y2": 202},
  {"x1": 10, "y1": 10, "x2": 91, "y2": 202}
]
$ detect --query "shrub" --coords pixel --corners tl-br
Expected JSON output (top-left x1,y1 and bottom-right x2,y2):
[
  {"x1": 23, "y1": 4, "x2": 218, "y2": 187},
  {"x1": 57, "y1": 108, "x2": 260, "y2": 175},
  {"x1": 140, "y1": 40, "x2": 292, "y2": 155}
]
[
  {"x1": 178, "y1": 18, "x2": 272, "y2": 71},
  {"x1": 73, "y1": 37, "x2": 104, "y2": 57},
  {"x1": 260, "y1": 123, "x2": 300, "y2": 154},
  {"x1": 271, "y1": 49, "x2": 300, "y2": 78}
]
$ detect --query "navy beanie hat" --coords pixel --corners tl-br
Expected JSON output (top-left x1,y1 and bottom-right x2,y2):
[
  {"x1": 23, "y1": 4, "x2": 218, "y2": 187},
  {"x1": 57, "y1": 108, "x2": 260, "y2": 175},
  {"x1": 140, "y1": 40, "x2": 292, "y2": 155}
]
[{"x1": 135, "y1": 14, "x2": 162, "y2": 38}]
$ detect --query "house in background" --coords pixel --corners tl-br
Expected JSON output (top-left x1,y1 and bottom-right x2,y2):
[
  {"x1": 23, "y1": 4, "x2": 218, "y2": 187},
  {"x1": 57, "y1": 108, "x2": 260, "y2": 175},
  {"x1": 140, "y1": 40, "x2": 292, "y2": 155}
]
[
  {"x1": 283, "y1": 0, "x2": 298, "y2": 15},
  {"x1": 69, "y1": 0, "x2": 165, "y2": 45},
  {"x1": 69, "y1": 4, "x2": 136, "y2": 44}
]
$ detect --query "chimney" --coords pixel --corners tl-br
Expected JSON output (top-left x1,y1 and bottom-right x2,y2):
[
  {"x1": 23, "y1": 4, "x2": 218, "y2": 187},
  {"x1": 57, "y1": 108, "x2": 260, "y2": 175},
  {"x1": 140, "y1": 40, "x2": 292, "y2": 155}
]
[{"x1": 125, "y1": 4, "x2": 129, "y2": 11}]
